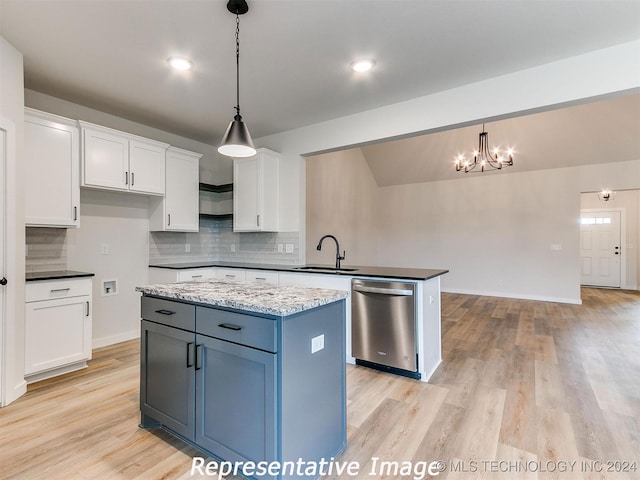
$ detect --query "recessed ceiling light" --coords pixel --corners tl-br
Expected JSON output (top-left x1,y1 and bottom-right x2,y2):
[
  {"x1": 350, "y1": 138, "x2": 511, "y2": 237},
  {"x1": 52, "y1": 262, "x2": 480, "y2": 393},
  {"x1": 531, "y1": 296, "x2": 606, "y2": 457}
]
[
  {"x1": 167, "y1": 56, "x2": 193, "y2": 71},
  {"x1": 351, "y1": 58, "x2": 376, "y2": 73}
]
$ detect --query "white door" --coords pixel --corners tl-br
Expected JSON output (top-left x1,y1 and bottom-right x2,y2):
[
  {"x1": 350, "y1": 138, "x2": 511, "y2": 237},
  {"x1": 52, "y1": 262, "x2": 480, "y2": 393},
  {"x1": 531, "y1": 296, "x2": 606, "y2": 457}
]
[
  {"x1": 580, "y1": 210, "x2": 621, "y2": 287},
  {"x1": 0, "y1": 120, "x2": 8, "y2": 404}
]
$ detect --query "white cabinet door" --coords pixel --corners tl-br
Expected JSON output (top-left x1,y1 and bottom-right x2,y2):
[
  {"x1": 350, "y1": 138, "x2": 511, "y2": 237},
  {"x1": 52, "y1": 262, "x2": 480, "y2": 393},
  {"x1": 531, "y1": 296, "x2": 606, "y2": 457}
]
[
  {"x1": 24, "y1": 109, "x2": 80, "y2": 227},
  {"x1": 149, "y1": 147, "x2": 201, "y2": 232},
  {"x1": 233, "y1": 148, "x2": 279, "y2": 232},
  {"x1": 25, "y1": 295, "x2": 91, "y2": 376},
  {"x1": 82, "y1": 126, "x2": 129, "y2": 191},
  {"x1": 80, "y1": 121, "x2": 168, "y2": 195},
  {"x1": 129, "y1": 139, "x2": 166, "y2": 195}
]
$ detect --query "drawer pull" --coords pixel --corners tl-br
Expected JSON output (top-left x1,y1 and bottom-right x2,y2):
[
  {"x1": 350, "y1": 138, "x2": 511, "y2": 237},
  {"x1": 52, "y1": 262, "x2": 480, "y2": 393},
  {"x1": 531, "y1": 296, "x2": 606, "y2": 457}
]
[
  {"x1": 218, "y1": 323, "x2": 242, "y2": 331},
  {"x1": 155, "y1": 309, "x2": 176, "y2": 316},
  {"x1": 50, "y1": 288, "x2": 71, "y2": 293},
  {"x1": 191, "y1": 275, "x2": 203, "y2": 279},
  {"x1": 224, "y1": 274, "x2": 235, "y2": 279},
  {"x1": 186, "y1": 342, "x2": 194, "y2": 368}
]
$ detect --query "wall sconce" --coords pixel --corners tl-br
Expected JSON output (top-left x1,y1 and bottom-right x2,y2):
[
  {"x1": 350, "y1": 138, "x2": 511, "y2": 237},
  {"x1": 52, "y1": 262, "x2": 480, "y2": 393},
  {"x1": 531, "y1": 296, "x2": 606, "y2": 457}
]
[{"x1": 597, "y1": 189, "x2": 615, "y2": 202}]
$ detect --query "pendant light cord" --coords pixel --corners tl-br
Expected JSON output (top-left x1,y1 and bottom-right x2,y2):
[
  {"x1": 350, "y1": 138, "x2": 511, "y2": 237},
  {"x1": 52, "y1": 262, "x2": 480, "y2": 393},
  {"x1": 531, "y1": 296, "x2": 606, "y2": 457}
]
[{"x1": 234, "y1": 13, "x2": 241, "y2": 120}]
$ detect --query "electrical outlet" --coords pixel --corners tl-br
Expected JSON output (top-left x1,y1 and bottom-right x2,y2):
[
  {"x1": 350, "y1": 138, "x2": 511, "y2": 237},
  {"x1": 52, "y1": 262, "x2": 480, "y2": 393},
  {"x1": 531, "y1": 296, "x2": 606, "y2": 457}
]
[
  {"x1": 230, "y1": 243, "x2": 236, "y2": 253},
  {"x1": 285, "y1": 244, "x2": 294, "y2": 254},
  {"x1": 101, "y1": 244, "x2": 109, "y2": 255},
  {"x1": 311, "y1": 334, "x2": 325, "y2": 354},
  {"x1": 550, "y1": 244, "x2": 562, "y2": 251},
  {"x1": 185, "y1": 243, "x2": 191, "y2": 253},
  {"x1": 277, "y1": 243, "x2": 284, "y2": 253}
]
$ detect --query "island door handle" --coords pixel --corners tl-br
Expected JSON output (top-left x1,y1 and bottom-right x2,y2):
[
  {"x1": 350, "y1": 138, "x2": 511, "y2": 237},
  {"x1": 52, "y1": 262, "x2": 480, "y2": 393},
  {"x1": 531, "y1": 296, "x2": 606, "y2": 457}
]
[
  {"x1": 195, "y1": 344, "x2": 202, "y2": 371},
  {"x1": 186, "y1": 342, "x2": 194, "y2": 368},
  {"x1": 155, "y1": 309, "x2": 176, "y2": 315},
  {"x1": 218, "y1": 323, "x2": 242, "y2": 331}
]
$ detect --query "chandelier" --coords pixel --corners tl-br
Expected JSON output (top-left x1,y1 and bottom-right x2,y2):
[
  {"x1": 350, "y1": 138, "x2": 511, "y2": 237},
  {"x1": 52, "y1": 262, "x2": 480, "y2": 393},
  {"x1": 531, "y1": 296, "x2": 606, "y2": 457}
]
[{"x1": 454, "y1": 124, "x2": 514, "y2": 173}]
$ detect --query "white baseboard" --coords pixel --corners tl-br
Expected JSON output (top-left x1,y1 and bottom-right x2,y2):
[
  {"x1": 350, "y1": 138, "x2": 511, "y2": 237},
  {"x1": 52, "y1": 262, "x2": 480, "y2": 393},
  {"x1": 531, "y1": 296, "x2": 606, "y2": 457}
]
[
  {"x1": 93, "y1": 329, "x2": 140, "y2": 349},
  {"x1": 441, "y1": 287, "x2": 582, "y2": 305},
  {"x1": 2, "y1": 379, "x2": 27, "y2": 407}
]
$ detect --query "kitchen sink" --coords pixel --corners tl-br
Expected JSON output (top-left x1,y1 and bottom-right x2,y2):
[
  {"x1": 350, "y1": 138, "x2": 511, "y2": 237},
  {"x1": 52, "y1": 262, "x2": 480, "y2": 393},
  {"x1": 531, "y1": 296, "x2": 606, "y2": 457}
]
[{"x1": 293, "y1": 266, "x2": 359, "y2": 272}]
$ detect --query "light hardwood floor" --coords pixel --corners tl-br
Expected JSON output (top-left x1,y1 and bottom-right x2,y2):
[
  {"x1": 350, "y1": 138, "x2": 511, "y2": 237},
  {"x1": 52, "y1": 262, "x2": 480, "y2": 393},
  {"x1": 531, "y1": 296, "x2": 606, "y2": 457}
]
[{"x1": 1, "y1": 288, "x2": 638, "y2": 480}]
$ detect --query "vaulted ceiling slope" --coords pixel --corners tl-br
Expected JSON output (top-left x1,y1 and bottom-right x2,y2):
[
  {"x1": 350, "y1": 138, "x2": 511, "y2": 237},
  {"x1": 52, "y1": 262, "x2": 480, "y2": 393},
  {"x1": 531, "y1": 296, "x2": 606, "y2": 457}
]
[
  {"x1": 359, "y1": 94, "x2": 640, "y2": 186},
  {"x1": 1, "y1": 0, "x2": 639, "y2": 144}
]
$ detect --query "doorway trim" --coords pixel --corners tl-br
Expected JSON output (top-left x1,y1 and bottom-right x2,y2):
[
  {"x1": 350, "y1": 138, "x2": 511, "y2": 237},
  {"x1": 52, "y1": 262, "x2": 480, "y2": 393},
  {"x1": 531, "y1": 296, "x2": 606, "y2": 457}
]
[{"x1": 580, "y1": 207, "x2": 627, "y2": 289}]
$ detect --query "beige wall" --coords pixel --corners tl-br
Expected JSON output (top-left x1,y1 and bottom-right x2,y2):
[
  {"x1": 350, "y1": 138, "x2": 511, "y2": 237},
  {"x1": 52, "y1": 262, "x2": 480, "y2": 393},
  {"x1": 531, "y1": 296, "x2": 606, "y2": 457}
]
[
  {"x1": 305, "y1": 154, "x2": 640, "y2": 303},
  {"x1": 306, "y1": 149, "x2": 378, "y2": 266}
]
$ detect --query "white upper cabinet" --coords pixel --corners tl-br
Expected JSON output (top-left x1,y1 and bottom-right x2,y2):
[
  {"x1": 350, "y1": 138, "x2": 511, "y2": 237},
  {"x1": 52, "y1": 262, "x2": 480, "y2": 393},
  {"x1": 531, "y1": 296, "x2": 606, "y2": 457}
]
[
  {"x1": 149, "y1": 147, "x2": 202, "y2": 232},
  {"x1": 24, "y1": 108, "x2": 80, "y2": 228},
  {"x1": 79, "y1": 121, "x2": 168, "y2": 195},
  {"x1": 233, "y1": 148, "x2": 280, "y2": 232}
]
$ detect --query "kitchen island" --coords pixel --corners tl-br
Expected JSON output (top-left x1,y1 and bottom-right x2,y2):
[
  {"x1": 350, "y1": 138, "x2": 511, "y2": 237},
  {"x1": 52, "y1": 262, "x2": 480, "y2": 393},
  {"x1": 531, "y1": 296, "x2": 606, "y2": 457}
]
[{"x1": 135, "y1": 280, "x2": 348, "y2": 480}]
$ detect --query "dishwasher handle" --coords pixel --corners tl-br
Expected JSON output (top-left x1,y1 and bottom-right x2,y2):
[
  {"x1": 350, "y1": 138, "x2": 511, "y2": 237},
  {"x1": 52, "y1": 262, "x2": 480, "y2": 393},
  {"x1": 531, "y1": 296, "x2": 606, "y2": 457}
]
[{"x1": 353, "y1": 285, "x2": 413, "y2": 296}]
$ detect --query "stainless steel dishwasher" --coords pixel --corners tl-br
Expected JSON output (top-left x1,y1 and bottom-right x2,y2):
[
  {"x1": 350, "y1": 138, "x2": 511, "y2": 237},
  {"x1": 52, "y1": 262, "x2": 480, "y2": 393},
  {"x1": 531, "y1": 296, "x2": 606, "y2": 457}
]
[{"x1": 351, "y1": 278, "x2": 420, "y2": 379}]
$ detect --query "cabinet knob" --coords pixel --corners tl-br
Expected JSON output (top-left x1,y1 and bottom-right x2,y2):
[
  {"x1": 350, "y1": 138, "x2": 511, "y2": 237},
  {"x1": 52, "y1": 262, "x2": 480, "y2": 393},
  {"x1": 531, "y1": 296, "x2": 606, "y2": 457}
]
[{"x1": 0, "y1": 277, "x2": 7, "y2": 286}]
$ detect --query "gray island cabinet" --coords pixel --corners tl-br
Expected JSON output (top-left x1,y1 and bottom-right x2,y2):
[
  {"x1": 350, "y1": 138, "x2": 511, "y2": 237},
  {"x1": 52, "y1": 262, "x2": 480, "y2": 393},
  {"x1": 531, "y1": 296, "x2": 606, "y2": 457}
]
[{"x1": 136, "y1": 280, "x2": 348, "y2": 480}]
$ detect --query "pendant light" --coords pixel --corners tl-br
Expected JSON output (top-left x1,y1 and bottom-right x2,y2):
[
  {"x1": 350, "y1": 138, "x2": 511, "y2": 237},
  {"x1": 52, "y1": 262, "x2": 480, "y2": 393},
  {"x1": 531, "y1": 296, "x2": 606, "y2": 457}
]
[{"x1": 218, "y1": 0, "x2": 257, "y2": 158}]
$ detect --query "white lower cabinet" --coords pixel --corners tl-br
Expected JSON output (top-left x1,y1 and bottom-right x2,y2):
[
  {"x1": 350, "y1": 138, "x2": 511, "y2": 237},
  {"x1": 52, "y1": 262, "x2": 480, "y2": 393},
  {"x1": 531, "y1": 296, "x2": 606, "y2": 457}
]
[{"x1": 25, "y1": 277, "x2": 93, "y2": 383}]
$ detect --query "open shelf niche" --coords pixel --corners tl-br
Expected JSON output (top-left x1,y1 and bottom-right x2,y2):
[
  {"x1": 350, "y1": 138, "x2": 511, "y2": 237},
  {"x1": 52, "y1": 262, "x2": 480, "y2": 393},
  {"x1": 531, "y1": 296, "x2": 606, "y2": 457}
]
[{"x1": 199, "y1": 182, "x2": 233, "y2": 221}]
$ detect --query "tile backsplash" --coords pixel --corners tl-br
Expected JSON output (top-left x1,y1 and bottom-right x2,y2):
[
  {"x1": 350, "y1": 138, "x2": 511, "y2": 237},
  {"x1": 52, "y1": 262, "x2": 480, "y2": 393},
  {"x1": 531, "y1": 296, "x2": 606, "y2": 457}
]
[
  {"x1": 25, "y1": 227, "x2": 68, "y2": 273},
  {"x1": 28, "y1": 220, "x2": 300, "y2": 271},
  {"x1": 150, "y1": 218, "x2": 301, "y2": 265}
]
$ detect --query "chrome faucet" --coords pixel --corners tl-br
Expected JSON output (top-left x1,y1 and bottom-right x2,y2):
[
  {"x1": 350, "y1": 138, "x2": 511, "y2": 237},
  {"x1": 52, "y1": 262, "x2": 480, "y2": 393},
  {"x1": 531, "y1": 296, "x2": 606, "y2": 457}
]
[{"x1": 316, "y1": 234, "x2": 345, "y2": 269}]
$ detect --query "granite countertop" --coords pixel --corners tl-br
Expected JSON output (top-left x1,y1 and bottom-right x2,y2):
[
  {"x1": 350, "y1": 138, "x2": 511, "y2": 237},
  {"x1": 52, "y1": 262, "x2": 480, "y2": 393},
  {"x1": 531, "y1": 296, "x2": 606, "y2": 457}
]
[
  {"x1": 26, "y1": 270, "x2": 95, "y2": 282},
  {"x1": 149, "y1": 261, "x2": 448, "y2": 281},
  {"x1": 136, "y1": 279, "x2": 349, "y2": 316}
]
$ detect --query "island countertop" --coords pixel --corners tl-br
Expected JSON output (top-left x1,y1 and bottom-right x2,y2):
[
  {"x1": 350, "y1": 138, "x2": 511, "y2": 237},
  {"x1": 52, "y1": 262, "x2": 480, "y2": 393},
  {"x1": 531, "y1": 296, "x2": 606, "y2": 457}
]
[{"x1": 136, "y1": 278, "x2": 348, "y2": 317}]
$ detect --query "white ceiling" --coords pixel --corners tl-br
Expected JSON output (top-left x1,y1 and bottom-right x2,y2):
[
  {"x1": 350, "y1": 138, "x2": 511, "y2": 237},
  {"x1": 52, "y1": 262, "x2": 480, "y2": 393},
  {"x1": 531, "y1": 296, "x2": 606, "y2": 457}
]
[{"x1": 2, "y1": 0, "x2": 639, "y2": 146}]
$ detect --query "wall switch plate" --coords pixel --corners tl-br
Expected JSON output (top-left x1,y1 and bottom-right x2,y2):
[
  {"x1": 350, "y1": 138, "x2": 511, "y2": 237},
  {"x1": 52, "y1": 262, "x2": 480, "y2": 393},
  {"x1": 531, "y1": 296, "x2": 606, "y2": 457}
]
[
  {"x1": 285, "y1": 244, "x2": 294, "y2": 254},
  {"x1": 101, "y1": 244, "x2": 109, "y2": 255},
  {"x1": 185, "y1": 243, "x2": 191, "y2": 253},
  {"x1": 550, "y1": 244, "x2": 562, "y2": 251},
  {"x1": 311, "y1": 334, "x2": 325, "y2": 354},
  {"x1": 277, "y1": 243, "x2": 284, "y2": 253}
]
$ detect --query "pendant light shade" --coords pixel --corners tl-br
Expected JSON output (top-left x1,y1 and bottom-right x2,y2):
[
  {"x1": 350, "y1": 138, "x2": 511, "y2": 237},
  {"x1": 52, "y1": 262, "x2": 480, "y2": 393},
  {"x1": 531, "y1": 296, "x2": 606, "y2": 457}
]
[
  {"x1": 218, "y1": 0, "x2": 256, "y2": 158},
  {"x1": 218, "y1": 116, "x2": 256, "y2": 157}
]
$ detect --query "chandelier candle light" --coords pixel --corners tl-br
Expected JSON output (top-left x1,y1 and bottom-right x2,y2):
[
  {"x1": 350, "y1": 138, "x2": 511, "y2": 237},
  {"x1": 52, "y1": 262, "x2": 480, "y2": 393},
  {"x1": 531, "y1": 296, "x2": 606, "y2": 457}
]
[
  {"x1": 454, "y1": 123, "x2": 514, "y2": 173},
  {"x1": 218, "y1": 0, "x2": 256, "y2": 158}
]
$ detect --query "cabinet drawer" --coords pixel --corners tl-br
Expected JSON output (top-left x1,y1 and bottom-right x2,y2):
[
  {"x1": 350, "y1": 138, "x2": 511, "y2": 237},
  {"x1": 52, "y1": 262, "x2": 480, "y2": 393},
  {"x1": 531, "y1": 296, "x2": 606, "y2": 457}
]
[
  {"x1": 245, "y1": 270, "x2": 279, "y2": 284},
  {"x1": 196, "y1": 307, "x2": 276, "y2": 353},
  {"x1": 177, "y1": 268, "x2": 215, "y2": 282},
  {"x1": 216, "y1": 268, "x2": 246, "y2": 281},
  {"x1": 141, "y1": 296, "x2": 195, "y2": 331},
  {"x1": 26, "y1": 278, "x2": 92, "y2": 303}
]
